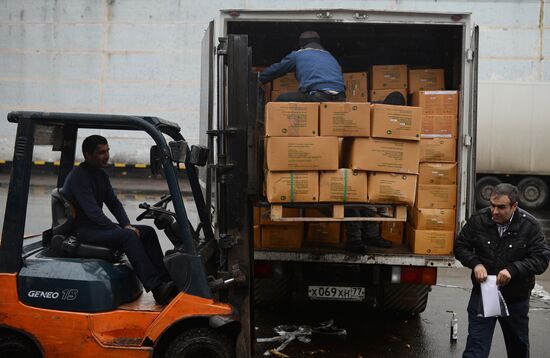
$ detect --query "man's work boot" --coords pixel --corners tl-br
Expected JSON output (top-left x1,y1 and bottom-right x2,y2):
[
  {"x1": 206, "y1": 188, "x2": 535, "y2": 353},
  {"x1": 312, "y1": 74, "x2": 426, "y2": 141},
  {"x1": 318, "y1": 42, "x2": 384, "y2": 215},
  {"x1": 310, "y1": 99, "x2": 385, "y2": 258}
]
[
  {"x1": 345, "y1": 240, "x2": 368, "y2": 254},
  {"x1": 152, "y1": 281, "x2": 178, "y2": 305},
  {"x1": 364, "y1": 236, "x2": 392, "y2": 248}
]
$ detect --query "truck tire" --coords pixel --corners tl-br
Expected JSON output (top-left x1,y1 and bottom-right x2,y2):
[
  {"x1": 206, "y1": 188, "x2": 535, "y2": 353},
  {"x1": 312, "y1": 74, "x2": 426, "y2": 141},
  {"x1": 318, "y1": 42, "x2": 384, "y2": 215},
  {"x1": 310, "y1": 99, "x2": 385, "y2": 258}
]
[
  {"x1": 0, "y1": 331, "x2": 41, "y2": 358},
  {"x1": 518, "y1": 176, "x2": 549, "y2": 209},
  {"x1": 382, "y1": 283, "x2": 430, "y2": 315},
  {"x1": 475, "y1": 176, "x2": 501, "y2": 208},
  {"x1": 164, "y1": 327, "x2": 234, "y2": 358},
  {"x1": 254, "y1": 276, "x2": 290, "y2": 307}
]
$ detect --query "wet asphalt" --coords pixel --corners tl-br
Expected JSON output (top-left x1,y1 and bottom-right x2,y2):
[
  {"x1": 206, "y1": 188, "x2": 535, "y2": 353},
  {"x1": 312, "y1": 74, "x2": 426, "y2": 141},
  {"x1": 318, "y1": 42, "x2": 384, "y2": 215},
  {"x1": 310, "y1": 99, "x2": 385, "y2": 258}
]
[{"x1": 1, "y1": 175, "x2": 549, "y2": 358}]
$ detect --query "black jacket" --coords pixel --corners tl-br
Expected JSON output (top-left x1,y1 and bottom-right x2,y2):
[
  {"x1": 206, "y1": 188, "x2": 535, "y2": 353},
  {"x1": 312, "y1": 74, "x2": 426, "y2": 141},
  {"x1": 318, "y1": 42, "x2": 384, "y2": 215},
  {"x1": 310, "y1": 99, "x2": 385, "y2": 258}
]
[{"x1": 454, "y1": 207, "x2": 550, "y2": 303}]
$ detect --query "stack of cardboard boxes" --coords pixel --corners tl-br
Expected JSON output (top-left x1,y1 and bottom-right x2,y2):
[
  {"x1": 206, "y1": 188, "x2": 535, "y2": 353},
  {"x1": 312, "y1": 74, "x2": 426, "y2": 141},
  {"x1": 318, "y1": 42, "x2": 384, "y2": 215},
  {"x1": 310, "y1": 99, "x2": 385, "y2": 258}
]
[
  {"x1": 407, "y1": 69, "x2": 459, "y2": 255},
  {"x1": 256, "y1": 66, "x2": 459, "y2": 255}
]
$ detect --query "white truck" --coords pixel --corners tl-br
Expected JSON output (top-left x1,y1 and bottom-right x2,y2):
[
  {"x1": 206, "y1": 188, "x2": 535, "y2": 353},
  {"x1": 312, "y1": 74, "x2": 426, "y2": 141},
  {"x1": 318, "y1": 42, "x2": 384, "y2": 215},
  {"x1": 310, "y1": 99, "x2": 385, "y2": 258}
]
[
  {"x1": 199, "y1": 9, "x2": 478, "y2": 352},
  {"x1": 476, "y1": 81, "x2": 550, "y2": 209}
]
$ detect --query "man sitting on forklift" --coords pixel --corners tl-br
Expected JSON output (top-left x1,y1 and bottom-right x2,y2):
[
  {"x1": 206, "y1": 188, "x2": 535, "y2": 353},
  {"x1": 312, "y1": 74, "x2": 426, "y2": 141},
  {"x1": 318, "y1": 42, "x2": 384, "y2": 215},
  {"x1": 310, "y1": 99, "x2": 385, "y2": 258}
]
[{"x1": 62, "y1": 135, "x2": 178, "y2": 305}]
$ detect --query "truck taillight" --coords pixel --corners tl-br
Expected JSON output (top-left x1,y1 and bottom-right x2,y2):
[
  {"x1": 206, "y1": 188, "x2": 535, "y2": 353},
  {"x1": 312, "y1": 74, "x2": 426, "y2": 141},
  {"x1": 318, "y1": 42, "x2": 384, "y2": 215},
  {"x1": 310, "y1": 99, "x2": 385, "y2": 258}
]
[
  {"x1": 254, "y1": 262, "x2": 273, "y2": 278},
  {"x1": 391, "y1": 266, "x2": 437, "y2": 285}
]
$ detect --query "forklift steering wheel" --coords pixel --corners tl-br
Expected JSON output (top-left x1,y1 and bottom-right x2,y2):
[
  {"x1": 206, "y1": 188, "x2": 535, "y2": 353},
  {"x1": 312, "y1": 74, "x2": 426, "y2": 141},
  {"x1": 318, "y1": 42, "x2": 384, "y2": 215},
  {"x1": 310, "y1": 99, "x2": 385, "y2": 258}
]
[{"x1": 136, "y1": 194, "x2": 174, "y2": 221}]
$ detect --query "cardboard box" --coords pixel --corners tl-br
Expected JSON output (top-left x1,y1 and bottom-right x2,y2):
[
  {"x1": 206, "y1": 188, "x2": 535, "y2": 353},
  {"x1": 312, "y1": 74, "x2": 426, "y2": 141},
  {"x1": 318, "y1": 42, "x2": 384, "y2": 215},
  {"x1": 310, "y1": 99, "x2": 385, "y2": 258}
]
[
  {"x1": 259, "y1": 207, "x2": 301, "y2": 225},
  {"x1": 416, "y1": 184, "x2": 457, "y2": 209},
  {"x1": 265, "y1": 102, "x2": 319, "y2": 137},
  {"x1": 253, "y1": 206, "x2": 261, "y2": 226},
  {"x1": 408, "y1": 69, "x2": 445, "y2": 94},
  {"x1": 419, "y1": 138, "x2": 457, "y2": 163},
  {"x1": 345, "y1": 137, "x2": 420, "y2": 174},
  {"x1": 369, "y1": 88, "x2": 407, "y2": 104},
  {"x1": 319, "y1": 102, "x2": 370, "y2": 137},
  {"x1": 421, "y1": 114, "x2": 458, "y2": 138},
  {"x1": 319, "y1": 169, "x2": 368, "y2": 202},
  {"x1": 253, "y1": 225, "x2": 261, "y2": 248},
  {"x1": 381, "y1": 222, "x2": 404, "y2": 245},
  {"x1": 408, "y1": 207, "x2": 456, "y2": 231},
  {"x1": 418, "y1": 163, "x2": 457, "y2": 185},
  {"x1": 338, "y1": 137, "x2": 344, "y2": 168},
  {"x1": 305, "y1": 209, "x2": 341, "y2": 245},
  {"x1": 371, "y1": 65, "x2": 408, "y2": 90},
  {"x1": 266, "y1": 137, "x2": 339, "y2": 171},
  {"x1": 406, "y1": 224, "x2": 454, "y2": 255},
  {"x1": 261, "y1": 224, "x2": 304, "y2": 249},
  {"x1": 271, "y1": 90, "x2": 283, "y2": 101},
  {"x1": 272, "y1": 73, "x2": 299, "y2": 92},
  {"x1": 367, "y1": 172, "x2": 417, "y2": 206},
  {"x1": 343, "y1": 72, "x2": 368, "y2": 102},
  {"x1": 371, "y1": 104, "x2": 422, "y2": 141},
  {"x1": 411, "y1": 91, "x2": 459, "y2": 115},
  {"x1": 265, "y1": 171, "x2": 319, "y2": 203}
]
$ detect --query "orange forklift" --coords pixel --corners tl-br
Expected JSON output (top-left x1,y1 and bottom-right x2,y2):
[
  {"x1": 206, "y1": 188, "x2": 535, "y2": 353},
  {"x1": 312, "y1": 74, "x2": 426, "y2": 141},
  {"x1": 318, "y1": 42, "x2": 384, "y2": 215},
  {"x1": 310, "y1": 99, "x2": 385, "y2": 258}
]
[{"x1": 0, "y1": 112, "x2": 251, "y2": 357}]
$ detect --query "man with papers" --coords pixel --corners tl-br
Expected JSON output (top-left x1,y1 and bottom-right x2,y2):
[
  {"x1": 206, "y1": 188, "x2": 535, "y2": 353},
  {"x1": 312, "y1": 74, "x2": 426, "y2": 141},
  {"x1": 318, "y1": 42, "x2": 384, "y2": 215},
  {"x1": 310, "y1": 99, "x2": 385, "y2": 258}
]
[{"x1": 455, "y1": 183, "x2": 550, "y2": 358}]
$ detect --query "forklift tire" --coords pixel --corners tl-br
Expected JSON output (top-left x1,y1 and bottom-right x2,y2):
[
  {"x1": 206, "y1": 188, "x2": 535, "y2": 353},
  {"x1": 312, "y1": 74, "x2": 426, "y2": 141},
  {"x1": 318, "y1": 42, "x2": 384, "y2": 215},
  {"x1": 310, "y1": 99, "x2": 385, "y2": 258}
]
[
  {"x1": 0, "y1": 331, "x2": 41, "y2": 358},
  {"x1": 164, "y1": 327, "x2": 234, "y2": 358}
]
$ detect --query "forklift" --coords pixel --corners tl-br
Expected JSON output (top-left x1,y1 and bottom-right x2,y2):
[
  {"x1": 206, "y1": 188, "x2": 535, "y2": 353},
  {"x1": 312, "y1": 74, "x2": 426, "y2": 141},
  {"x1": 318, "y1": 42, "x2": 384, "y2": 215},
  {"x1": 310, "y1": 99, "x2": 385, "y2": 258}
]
[{"x1": 0, "y1": 112, "x2": 251, "y2": 357}]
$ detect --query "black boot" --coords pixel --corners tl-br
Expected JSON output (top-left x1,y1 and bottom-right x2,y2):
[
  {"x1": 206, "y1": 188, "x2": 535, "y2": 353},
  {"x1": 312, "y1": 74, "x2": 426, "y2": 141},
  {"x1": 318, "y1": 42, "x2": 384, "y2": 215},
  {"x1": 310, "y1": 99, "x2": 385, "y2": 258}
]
[
  {"x1": 152, "y1": 281, "x2": 178, "y2": 305},
  {"x1": 345, "y1": 240, "x2": 368, "y2": 254},
  {"x1": 364, "y1": 236, "x2": 392, "y2": 248}
]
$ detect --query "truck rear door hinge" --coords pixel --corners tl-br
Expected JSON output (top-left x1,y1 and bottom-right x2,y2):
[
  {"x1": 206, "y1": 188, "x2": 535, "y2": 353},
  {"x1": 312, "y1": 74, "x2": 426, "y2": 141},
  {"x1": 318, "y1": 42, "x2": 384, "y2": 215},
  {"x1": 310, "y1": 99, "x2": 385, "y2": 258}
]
[
  {"x1": 353, "y1": 12, "x2": 368, "y2": 20},
  {"x1": 219, "y1": 234, "x2": 237, "y2": 249},
  {"x1": 317, "y1": 11, "x2": 332, "y2": 19},
  {"x1": 466, "y1": 49, "x2": 474, "y2": 62},
  {"x1": 463, "y1": 134, "x2": 472, "y2": 146}
]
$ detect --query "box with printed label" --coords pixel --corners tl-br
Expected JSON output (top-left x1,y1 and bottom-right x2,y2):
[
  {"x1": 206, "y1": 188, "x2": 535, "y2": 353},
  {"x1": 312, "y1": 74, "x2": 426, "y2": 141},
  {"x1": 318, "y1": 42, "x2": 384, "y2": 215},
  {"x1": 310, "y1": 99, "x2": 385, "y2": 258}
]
[
  {"x1": 416, "y1": 184, "x2": 457, "y2": 209},
  {"x1": 367, "y1": 172, "x2": 417, "y2": 206},
  {"x1": 265, "y1": 102, "x2": 319, "y2": 137},
  {"x1": 261, "y1": 224, "x2": 304, "y2": 249},
  {"x1": 419, "y1": 138, "x2": 456, "y2": 162},
  {"x1": 418, "y1": 163, "x2": 457, "y2": 185},
  {"x1": 369, "y1": 89, "x2": 408, "y2": 104},
  {"x1": 304, "y1": 209, "x2": 342, "y2": 245},
  {"x1": 408, "y1": 69, "x2": 445, "y2": 94},
  {"x1": 381, "y1": 222, "x2": 405, "y2": 245},
  {"x1": 421, "y1": 114, "x2": 458, "y2": 138},
  {"x1": 319, "y1": 102, "x2": 370, "y2": 137},
  {"x1": 265, "y1": 171, "x2": 319, "y2": 203},
  {"x1": 319, "y1": 169, "x2": 368, "y2": 202},
  {"x1": 344, "y1": 137, "x2": 420, "y2": 174},
  {"x1": 371, "y1": 104, "x2": 422, "y2": 141},
  {"x1": 371, "y1": 65, "x2": 408, "y2": 89},
  {"x1": 406, "y1": 224, "x2": 454, "y2": 255},
  {"x1": 265, "y1": 137, "x2": 339, "y2": 171},
  {"x1": 272, "y1": 73, "x2": 299, "y2": 92},
  {"x1": 259, "y1": 207, "x2": 301, "y2": 225},
  {"x1": 253, "y1": 225, "x2": 261, "y2": 248},
  {"x1": 411, "y1": 91, "x2": 459, "y2": 115},
  {"x1": 408, "y1": 207, "x2": 456, "y2": 231},
  {"x1": 343, "y1": 72, "x2": 368, "y2": 102}
]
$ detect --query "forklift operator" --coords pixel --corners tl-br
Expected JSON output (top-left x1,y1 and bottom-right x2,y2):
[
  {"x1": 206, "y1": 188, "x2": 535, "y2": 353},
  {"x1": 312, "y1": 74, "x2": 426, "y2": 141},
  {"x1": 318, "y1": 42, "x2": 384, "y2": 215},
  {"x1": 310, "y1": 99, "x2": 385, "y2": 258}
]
[{"x1": 62, "y1": 135, "x2": 178, "y2": 305}]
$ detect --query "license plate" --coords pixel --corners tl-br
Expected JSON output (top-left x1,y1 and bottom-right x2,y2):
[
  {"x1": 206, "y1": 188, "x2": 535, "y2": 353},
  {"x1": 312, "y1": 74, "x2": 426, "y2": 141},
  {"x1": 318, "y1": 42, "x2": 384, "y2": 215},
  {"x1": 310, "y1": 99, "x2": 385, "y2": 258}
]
[{"x1": 308, "y1": 285, "x2": 365, "y2": 302}]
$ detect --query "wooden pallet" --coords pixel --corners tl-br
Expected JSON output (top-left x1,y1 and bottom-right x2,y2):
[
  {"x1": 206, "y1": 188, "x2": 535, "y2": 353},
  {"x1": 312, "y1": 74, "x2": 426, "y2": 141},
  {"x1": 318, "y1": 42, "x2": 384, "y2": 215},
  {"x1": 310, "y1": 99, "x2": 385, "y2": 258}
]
[{"x1": 269, "y1": 204, "x2": 407, "y2": 222}]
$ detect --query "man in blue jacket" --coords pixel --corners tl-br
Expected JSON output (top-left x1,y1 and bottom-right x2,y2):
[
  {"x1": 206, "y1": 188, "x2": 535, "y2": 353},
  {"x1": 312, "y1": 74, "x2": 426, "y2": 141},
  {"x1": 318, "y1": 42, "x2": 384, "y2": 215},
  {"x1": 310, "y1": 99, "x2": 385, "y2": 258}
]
[
  {"x1": 260, "y1": 31, "x2": 346, "y2": 102},
  {"x1": 63, "y1": 135, "x2": 177, "y2": 305}
]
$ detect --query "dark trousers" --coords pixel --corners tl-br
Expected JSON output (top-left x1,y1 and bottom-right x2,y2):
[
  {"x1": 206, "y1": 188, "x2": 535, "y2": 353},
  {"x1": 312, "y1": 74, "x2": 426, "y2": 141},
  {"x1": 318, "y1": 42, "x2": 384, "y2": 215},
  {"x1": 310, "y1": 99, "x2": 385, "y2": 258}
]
[
  {"x1": 463, "y1": 291, "x2": 530, "y2": 358},
  {"x1": 77, "y1": 224, "x2": 170, "y2": 291},
  {"x1": 275, "y1": 91, "x2": 346, "y2": 102},
  {"x1": 345, "y1": 209, "x2": 380, "y2": 243}
]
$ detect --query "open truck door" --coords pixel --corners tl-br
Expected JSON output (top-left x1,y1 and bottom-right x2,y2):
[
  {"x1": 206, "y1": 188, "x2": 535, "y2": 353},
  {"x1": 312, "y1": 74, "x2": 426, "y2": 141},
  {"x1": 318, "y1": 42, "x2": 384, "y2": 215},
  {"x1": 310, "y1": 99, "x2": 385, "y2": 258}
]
[
  {"x1": 465, "y1": 25, "x2": 479, "y2": 219},
  {"x1": 201, "y1": 33, "x2": 255, "y2": 357}
]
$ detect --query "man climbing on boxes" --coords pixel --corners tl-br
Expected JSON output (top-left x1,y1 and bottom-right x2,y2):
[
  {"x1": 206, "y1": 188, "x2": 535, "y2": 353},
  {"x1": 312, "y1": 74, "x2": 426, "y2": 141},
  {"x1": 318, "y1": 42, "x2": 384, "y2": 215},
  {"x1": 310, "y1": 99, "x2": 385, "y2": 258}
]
[
  {"x1": 261, "y1": 31, "x2": 392, "y2": 254},
  {"x1": 259, "y1": 31, "x2": 346, "y2": 102}
]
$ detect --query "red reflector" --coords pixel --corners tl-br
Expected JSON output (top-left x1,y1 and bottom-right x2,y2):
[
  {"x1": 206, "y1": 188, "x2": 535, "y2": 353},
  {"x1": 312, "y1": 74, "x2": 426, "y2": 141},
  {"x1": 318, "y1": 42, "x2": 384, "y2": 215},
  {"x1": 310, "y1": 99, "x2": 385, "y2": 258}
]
[
  {"x1": 451, "y1": 14, "x2": 463, "y2": 21},
  {"x1": 254, "y1": 262, "x2": 273, "y2": 278},
  {"x1": 401, "y1": 267, "x2": 437, "y2": 285}
]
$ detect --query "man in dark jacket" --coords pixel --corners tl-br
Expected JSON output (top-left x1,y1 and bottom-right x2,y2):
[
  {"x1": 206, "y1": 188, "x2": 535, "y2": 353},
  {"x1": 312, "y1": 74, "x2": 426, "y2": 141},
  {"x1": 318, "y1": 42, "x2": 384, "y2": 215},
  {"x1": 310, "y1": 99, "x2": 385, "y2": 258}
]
[
  {"x1": 63, "y1": 135, "x2": 178, "y2": 305},
  {"x1": 259, "y1": 31, "x2": 346, "y2": 102},
  {"x1": 455, "y1": 183, "x2": 550, "y2": 358}
]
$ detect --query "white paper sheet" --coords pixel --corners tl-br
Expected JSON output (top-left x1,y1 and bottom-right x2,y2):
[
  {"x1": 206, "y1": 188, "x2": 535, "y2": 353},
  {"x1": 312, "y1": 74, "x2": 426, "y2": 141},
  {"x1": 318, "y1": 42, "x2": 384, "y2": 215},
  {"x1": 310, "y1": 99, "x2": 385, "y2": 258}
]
[{"x1": 480, "y1": 275, "x2": 501, "y2": 317}]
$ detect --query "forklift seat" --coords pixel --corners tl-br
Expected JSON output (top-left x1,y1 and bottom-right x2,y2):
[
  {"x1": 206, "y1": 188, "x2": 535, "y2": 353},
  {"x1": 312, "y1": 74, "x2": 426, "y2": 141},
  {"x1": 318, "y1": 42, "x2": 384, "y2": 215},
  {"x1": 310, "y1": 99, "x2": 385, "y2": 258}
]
[{"x1": 48, "y1": 189, "x2": 122, "y2": 262}]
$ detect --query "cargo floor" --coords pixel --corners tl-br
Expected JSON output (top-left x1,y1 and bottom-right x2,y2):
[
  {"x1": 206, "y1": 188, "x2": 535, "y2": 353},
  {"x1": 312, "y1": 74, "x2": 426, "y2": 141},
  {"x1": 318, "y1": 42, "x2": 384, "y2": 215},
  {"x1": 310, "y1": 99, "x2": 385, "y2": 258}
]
[{"x1": 254, "y1": 244, "x2": 458, "y2": 267}]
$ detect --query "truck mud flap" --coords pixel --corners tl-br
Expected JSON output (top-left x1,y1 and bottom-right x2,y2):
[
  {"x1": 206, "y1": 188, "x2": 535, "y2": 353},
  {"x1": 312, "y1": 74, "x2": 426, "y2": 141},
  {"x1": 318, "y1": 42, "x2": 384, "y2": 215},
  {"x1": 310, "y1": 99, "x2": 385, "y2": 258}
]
[{"x1": 382, "y1": 283, "x2": 430, "y2": 315}]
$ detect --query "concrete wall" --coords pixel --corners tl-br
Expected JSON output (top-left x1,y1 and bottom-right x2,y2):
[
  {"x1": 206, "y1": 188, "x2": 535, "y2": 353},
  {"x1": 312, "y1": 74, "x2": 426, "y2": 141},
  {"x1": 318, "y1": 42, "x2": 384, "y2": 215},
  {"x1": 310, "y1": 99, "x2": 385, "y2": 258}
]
[{"x1": 0, "y1": 0, "x2": 547, "y2": 162}]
